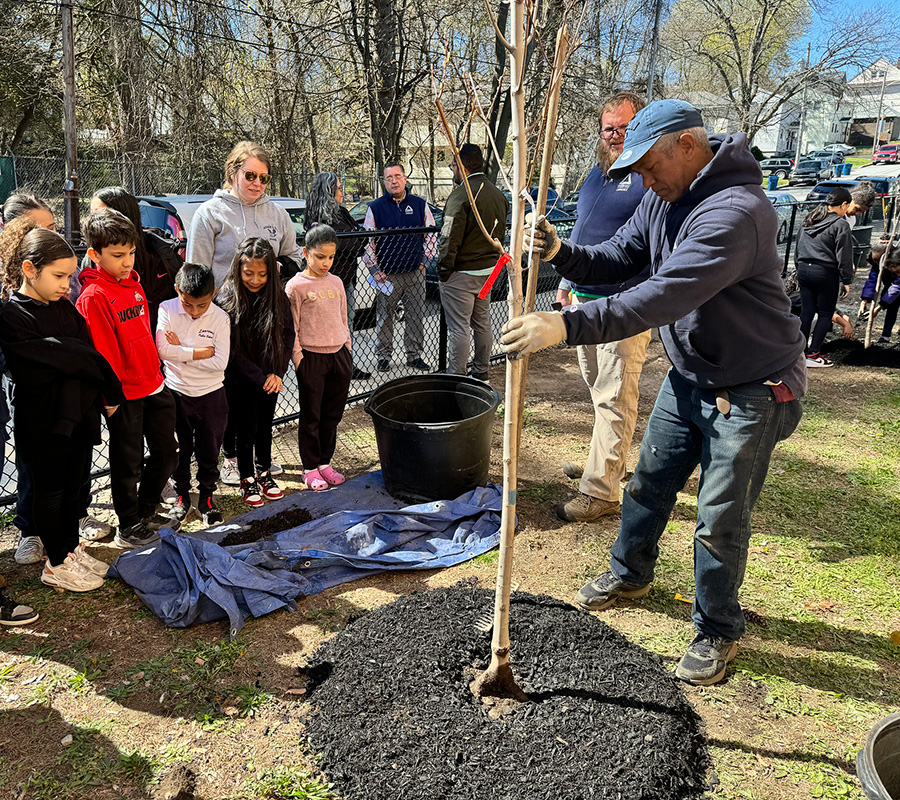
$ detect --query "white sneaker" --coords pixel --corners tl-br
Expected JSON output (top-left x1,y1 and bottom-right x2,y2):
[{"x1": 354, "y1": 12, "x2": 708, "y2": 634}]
[
  {"x1": 14, "y1": 536, "x2": 45, "y2": 565},
  {"x1": 79, "y1": 515, "x2": 112, "y2": 541},
  {"x1": 74, "y1": 542, "x2": 109, "y2": 577},
  {"x1": 41, "y1": 554, "x2": 104, "y2": 592},
  {"x1": 220, "y1": 458, "x2": 240, "y2": 486},
  {"x1": 805, "y1": 354, "x2": 834, "y2": 368},
  {"x1": 160, "y1": 479, "x2": 177, "y2": 505},
  {"x1": 269, "y1": 461, "x2": 284, "y2": 476}
]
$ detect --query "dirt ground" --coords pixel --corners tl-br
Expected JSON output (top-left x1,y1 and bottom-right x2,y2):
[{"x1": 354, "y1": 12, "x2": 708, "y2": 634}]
[{"x1": 0, "y1": 338, "x2": 898, "y2": 800}]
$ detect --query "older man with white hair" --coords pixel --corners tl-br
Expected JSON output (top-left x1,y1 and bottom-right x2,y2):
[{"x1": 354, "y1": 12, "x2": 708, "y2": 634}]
[{"x1": 502, "y1": 99, "x2": 806, "y2": 685}]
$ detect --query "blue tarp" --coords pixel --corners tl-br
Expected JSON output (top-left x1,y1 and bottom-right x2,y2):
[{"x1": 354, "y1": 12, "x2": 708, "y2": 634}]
[{"x1": 108, "y1": 473, "x2": 502, "y2": 637}]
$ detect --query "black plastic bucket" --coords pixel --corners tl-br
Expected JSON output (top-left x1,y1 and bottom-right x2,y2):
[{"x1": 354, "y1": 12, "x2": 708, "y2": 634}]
[
  {"x1": 857, "y1": 710, "x2": 900, "y2": 800},
  {"x1": 364, "y1": 374, "x2": 501, "y2": 503}
]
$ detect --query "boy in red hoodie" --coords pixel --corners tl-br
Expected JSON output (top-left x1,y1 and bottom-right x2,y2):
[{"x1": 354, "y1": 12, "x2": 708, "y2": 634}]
[{"x1": 77, "y1": 209, "x2": 179, "y2": 548}]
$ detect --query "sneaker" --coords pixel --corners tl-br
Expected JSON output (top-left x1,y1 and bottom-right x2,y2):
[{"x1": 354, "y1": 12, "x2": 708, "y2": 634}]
[
  {"x1": 877, "y1": 336, "x2": 891, "y2": 344},
  {"x1": 141, "y1": 512, "x2": 180, "y2": 532},
  {"x1": 112, "y1": 521, "x2": 161, "y2": 550},
  {"x1": 572, "y1": 570, "x2": 651, "y2": 611},
  {"x1": 377, "y1": 359, "x2": 390, "y2": 372},
  {"x1": 79, "y1": 515, "x2": 112, "y2": 541},
  {"x1": 674, "y1": 634, "x2": 739, "y2": 685},
  {"x1": 0, "y1": 588, "x2": 38, "y2": 626},
  {"x1": 160, "y1": 479, "x2": 177, "y2": 505},
  {"x1": 169, "y1": 494, "x2": 192, "y2": 522},
  {"x1": 241, "y1": 478, "x2": 264, "y2": 508},
  {"x1": 406, "y1": 356, "x2": 431, "y2": 371},
  {"x1": 468, "y1": 370, "x2": 489, "y2": 381},
  {"x1": 562, "y1": 461, "x2": 584, "y2": 480},
  {"x1": 14, "y1": 536, "x2": 45, "y2": 565},
  {"x1": 41, "y1": 554, "x2": 104, "y2": 592},
  {"x1": 556, "y1": 494, "x2": 620, "y2": 522},
  {"x1": 805, "y1": 353, "x2": 834, "y2": 368},
  {"x1": 352, "y1": 366, "x2": 372, "y2": 380},
  {"x1": 200, "y1": 496, "x2": 223, "y2": 526},
  {"x1": 256, "y1": 471, "x2": 284, "y2": 500},
  {"x1": 73, "y1": 542, "x2": 109, "y2": 577},
  {"x1": 220, "y1": 458, "x2": 240, "y2": 486}
]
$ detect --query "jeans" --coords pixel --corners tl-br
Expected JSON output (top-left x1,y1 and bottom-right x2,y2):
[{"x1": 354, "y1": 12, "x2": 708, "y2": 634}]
[{"x1": 609, "y1": 369, "x2": 802, "y2": 641}]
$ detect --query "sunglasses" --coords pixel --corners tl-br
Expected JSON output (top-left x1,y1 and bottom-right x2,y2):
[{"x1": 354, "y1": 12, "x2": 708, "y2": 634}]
[{"x1": 243, "y1": 170, "x2": 272, "y2": 185}]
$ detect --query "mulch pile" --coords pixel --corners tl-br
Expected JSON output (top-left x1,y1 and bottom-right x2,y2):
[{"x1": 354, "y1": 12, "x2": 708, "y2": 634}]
[
  {"x1": 219, "y1": 508, "x2": 313, "y2": 547},
  {"x1": 821, "y1": 338, "x2": 900, "y2": 367},
  {"x1": 302, "y1": 585, "x2": 710, "y2": 800}
]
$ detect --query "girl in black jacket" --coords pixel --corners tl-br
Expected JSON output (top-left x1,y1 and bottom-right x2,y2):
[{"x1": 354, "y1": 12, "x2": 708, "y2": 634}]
[
  {"x1": 796, "y1": 187, "x2": 854, "y2": 367},
  {"x1": 0, "y1": 218, "x2": 124, "y2": 592}
]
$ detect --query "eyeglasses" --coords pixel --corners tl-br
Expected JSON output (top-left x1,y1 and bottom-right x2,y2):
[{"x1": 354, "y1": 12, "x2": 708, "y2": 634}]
[
  {"x1": 600, "y1": 125, "x2": 628, "y2": 139},
  {"x1": 243, "y1": 170, "x2": 272, "y2": 185}
]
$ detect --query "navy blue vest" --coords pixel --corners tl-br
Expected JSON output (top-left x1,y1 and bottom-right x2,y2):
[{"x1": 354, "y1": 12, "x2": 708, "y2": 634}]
[{"x1": 369, "y1": 192, "x2": 427, "y2": 274}]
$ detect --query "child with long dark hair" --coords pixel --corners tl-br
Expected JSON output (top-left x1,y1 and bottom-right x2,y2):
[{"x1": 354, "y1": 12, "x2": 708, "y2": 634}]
[
  {"x1": 217, "y1": 237, "x2": 294, "y2": 506},
  {"x1": 285, "y1": 224, "x2": 352, "y2": 491},
  {"x1": 0, "y1": 218, "x2": 124, "y2": 591},
  {"x1": 796, "y1": 187, "x2": 854, "y2": 368}
]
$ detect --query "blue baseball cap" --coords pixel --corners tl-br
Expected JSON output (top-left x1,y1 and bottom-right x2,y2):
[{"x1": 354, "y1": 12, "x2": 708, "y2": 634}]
[{"x1": 608, "y1": 99, "x2": 705, "y2": 179}]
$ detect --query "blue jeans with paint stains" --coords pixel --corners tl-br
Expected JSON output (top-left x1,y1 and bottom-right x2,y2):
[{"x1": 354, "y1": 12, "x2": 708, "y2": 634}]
[{"x1": 609, "y1": 368, "x2": 802, "y2": 641}]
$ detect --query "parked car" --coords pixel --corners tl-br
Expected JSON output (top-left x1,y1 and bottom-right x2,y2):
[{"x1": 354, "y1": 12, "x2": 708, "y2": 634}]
[
  {"x1": 807, "y1": 150, "x2": 845, "y2": 165},
  {"x1": 789, "y1": 160, "x2": 832, "y2": 186},
  {"x1": 823, "y1": 142, "x2": 856, "y2": 156},
  {"x1": 760, "y1": 158, "x2": 793, "y2": 179},
  {"x1": 763, "y1": 191, "x2": 797, "y2": 246},
  {"x1": 769, "y1": 151, "x2": 796, "y2": 163},
  {"x1": 872, "y1": 144, "x2": 899, "y2": 164}
]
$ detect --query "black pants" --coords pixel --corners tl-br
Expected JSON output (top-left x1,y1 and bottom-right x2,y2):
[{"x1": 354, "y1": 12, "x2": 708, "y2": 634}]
[
  {"x1": 172, "y1": 387, "x2": 228, "y2": 498},
  {"x1": 798, "y1": 263, "x2": 840, "y2": 355},
  {"x1": 228, "y1": 379, "x2": 278, "y2": 480},
  {"x1": 106, "y1": 388, "x2": 178, "y2": 528},
  {"x1": 296, "y1": 348, "x2": 352, "y2": 470},
  {"x1": 222, "y1": 375, "x2": 237, "y2": 460},
  {"x1": 18, "y1": 425, "x2": 93, "y2": 566}
]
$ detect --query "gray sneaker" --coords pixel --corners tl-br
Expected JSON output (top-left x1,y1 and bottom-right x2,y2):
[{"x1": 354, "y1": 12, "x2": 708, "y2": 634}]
[
  {"x1": 79, "y1": 515, "x2": 112, "y2": 541},
  {"x1": 573, "y1": 570, "x2": 651, "y2": 611},
  {"x1": 14, "y1": 536, "x2": 45, "y2": 565},
  {"x1": 675, "y1": 634, "x2": 738, "y2": 685},
  {"x1": 113, "y1": 521, "x2": 162, "y2": 550}
]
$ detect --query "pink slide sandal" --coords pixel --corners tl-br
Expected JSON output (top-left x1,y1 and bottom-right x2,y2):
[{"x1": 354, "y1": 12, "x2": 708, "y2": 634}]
[{"x1": 303, "y1": 469, "x2": 329, "y2": 491}]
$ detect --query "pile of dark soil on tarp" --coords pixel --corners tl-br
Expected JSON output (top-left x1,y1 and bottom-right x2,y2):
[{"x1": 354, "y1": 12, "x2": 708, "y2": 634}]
[
  {"x1": 302, "y1": 585, "x2": 710, "y2": 800},
  {"x1": 821, "y1": 338, "x2": 900, "y2": 367},
  {"x1": 219, "y1": 508, "x2": 313, "y2": 547}
]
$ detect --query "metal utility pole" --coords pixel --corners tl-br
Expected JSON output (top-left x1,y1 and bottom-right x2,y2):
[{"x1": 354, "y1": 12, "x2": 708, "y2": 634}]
[
  {"x1": 646, "y1": 0, "x2": 663, "y2": 102},
  {"x1": 62, "y1": 2, "x2": 80, "y2": 245},
  {"x1": 874, "y1": 69, "x2": 887, "y2": 150},
  {"x1": 793, "y1": 43, "x2": 811, "y2": 167}
]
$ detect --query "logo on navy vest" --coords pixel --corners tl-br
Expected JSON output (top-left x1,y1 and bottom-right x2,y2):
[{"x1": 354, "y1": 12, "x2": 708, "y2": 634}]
[
  {"x1": 117, "y1": 304, "x2": 145, "y2": 323},
  {"x1": 404, "y1": 206, "x2": 414, "y2": 215}
]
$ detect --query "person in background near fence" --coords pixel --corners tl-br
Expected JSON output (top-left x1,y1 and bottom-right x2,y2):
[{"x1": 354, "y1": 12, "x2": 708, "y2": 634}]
[
  {"x1": 77, "y1": 210, "x2": 179, "y2": 549},
  {"x1": 554, "y1": 91, "x2": 651, "y2": 524},
  {"x1": 845, "y1": 181, "x2": 876, "y2": 229},
  {"x1": 1, "y1": 194, "x2": 111, "y2": 562},
  {"x1": 156, "y1": 263, "x2": 230, "y2": 526},
  {"x1": 503, "y1": 99, "x2": 805, "y2": 685},
  {"x1": 860, "y1": 239, "x2": 900, "y2": 343},
  {"x1": 188, "y1": 142, "x2": 297, "y2": 485},
  {"x1": 0, "y1": 217, "x2": 124, "y2": 591},
  {"x1": 217, "y1": 237, "x2": 294, "y2": 508},
  {"x1": 82, "y1": 187, "x2": 182, "y2": 333},
  {"x1": 363, "y1": 163, "x2": 438, "y2": 373},
  {"x1": 285, "y1": 224, "x2": 352, "y2": 492},
  {"x1": 796, "y1": 187, "x2": 854, "y2": 369},
  {"x1": 304, "y1": 172, "x2": 370, "y2": 380},
  {"x1": 437, "y1": 144, "x2": 509, "y2": 382}
]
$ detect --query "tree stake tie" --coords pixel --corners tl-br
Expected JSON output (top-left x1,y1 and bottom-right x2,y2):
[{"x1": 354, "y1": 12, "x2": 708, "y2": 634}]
[{"x1": 478, "y1": 253, "x2": 512, "y2": 300}]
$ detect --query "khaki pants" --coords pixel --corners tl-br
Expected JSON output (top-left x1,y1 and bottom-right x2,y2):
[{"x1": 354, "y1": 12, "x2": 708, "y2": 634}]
[{"x1": 573, "y1": 295, "x2": 650, "y2": 502}]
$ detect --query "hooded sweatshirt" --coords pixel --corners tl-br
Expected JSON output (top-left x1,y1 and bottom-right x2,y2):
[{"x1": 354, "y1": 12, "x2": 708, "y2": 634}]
[
  {"x1": 550, "y1": 133, "x2": 807, "y2": 399},
  {"x1": 795, "y1": 211, "x2": 855, "y2": 285},
  {"x1": 187, "y1": 190, "x2": 302, "y2": 286},
  {"x1": 76, "y1": 267, "x2": 165, "y2": 400}
]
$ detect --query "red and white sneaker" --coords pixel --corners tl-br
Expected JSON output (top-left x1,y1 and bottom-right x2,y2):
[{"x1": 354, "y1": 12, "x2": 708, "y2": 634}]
[
  {"x1": 805, "y1": 353, "x2": 834, "y2": 368},
  {"x1": 256, "y1": 471, "x2": 283, "y2": 500},
  {"x1": 240, "y1": 478, "x2": 264, "y2": 507}
]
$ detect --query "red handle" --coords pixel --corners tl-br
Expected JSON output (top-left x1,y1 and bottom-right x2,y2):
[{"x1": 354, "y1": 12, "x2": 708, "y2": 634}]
[{"x1": 478, "y1": 253, "x2": 512, "y2": 300}]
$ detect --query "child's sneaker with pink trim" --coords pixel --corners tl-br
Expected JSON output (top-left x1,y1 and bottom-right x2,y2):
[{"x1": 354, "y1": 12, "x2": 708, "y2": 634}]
[{"x1": 319, "y1": 466, "x2": 345, "y2": 486}]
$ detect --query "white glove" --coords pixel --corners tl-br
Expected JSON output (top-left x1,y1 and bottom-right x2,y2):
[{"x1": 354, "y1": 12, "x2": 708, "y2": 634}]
[
  {"x1": 523, "y1": 213, "x2": 561, "y2": 261},
  {"x1": 500, "y1": 312, "x2": 567, "y2": 357}
]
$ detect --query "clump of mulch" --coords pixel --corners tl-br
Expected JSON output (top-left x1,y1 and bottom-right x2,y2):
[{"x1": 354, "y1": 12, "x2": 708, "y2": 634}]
[
  {"x1": 821, "y1": 338, "x2": 900, "y2": 367},
  {"x1": 219, "y1": 508, "x2": 313, "y2": 547},
  {"x1": 302, "y1": 585, "x2": 710, "y2": 800}
]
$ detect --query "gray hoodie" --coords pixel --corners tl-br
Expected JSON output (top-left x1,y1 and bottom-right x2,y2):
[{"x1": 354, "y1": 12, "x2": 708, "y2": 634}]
[{"x1": 186, "y1": 190, "x2": 302, "y2": 285}]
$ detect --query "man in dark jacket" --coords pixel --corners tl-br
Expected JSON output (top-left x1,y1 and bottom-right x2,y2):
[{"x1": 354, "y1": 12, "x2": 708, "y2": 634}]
[
  {"x1": 437, "y1": 144, "x2": 509, "y2": 379},
  {"x1": 501, "y1": 99, "x2": 806, "y2": 686}
]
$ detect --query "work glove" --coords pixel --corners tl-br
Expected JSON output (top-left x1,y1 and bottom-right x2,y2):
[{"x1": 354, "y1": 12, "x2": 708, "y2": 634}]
[
  {"x1": 500, "y1": 312, "x2": 567, "y2": 357},
  {"x1": 523, "y1": 213, "x2": 561, "y2": 261}
]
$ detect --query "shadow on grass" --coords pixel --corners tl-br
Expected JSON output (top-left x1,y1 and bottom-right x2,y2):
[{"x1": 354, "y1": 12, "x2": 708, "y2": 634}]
[{"x1": 708, "y1": 737, "x2": 856, "y2": 775}]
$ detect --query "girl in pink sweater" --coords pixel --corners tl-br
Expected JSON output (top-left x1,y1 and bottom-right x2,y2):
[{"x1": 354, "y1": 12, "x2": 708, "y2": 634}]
[{"x1": 285, "y1": 224, "x2": 352, "y2": 491}]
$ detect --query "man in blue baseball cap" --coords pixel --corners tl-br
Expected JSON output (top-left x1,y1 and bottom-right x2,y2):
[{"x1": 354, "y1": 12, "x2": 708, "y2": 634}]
[{"x1": 500, "y1": 98, "x2": 806, "y2": 685}]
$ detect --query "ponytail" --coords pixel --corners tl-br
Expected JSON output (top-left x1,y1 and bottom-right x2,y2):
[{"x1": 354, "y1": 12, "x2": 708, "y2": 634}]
[
  {"x1": 804, "y1": 187, "x2": 853, "y2": 227},
  {"x1": 0, "y1": 217, "x2": 75, "y2": 299}
]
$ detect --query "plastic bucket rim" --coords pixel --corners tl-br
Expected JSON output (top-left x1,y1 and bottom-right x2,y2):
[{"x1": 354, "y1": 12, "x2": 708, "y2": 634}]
[{"x1": 857, "y1": 709, "x2": 900, "y2": 800}]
